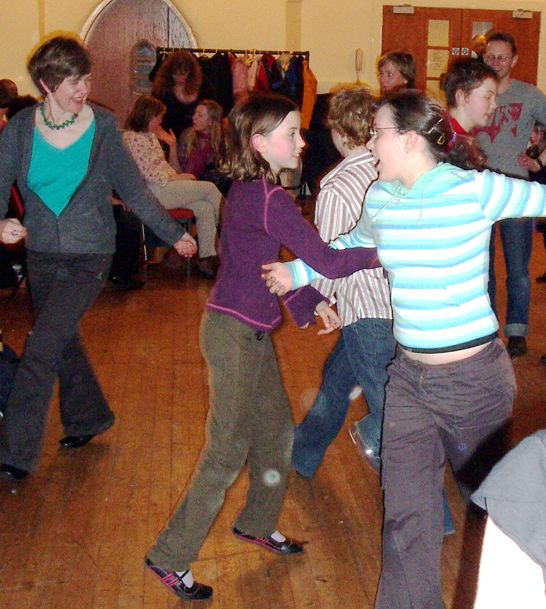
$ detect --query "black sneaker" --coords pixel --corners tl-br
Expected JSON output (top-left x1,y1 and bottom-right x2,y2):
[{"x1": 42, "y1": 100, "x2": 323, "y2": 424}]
[
  {"x1": 232, "y1": 527, "x2": 304, "y2": 555},
  {"x1": 0, "y1": 463, "x2": 29, "y2": 480},
  {"x1": 144, "y1": 558, "x2": 212, "y2": 602}
]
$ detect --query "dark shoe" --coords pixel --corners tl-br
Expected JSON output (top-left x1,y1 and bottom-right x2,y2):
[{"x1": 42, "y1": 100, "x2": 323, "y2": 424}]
[
  {"x1": 541, "y1": 354, "x2": 546, "y2": 365},
  {"x1": 0, "y1": 463, "x2": 29, "y2": 480},
  {"x1": 507, "y1": 336, "x2": 528, "y2": 359},
  {"x1": 348, "y1": 424, "x2": 381, "y2": 473},
  {"x1": 197, "y1": 256, "x2": 218, "y2": 279},
  {"x1": 145, "y1": 558, "x2": 213, "y2": 602},
  {"x1": 536, "y1": 272, "x2": 546, "y2": 283},
  {"x1": 232, "y1": 527, "x2": 304, "y2": 555},
  {"x1": 59, "y1": 434, "x2": 96, "y2": 449},
  {"x1": 109, "y1": 276, "x2": 145, "y2": 290}
]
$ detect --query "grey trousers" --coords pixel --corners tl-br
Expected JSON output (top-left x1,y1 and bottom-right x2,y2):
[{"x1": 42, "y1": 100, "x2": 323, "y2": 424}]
[
  {"x1": 375, "y1": 339, "x2": 516, "y2": 609},
  {"x1": 151, "y1": 180, "x2": 221, "y2": 258},
  {"x1": 147, "y1": 312, "x2": 294, "y2": 572},
  {"x1": 0, "y1": 251, "x2": 115, "y2": 471}
]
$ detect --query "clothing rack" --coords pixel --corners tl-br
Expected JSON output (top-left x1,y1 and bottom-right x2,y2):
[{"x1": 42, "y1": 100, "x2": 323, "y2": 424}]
[{"x1": 157, "y1": 47, "x2": 310, "y2": 61}]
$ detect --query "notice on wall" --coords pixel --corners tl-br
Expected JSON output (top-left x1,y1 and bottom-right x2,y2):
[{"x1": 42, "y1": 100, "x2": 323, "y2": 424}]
[{"x1": 427, "y1": 49, "x2": 450, "y2": 79}]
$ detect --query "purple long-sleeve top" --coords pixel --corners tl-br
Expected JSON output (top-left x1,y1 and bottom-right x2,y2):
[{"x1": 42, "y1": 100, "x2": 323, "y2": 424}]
[{"x1": 207, "y1": 177, "x2": 380, "y2": 332}]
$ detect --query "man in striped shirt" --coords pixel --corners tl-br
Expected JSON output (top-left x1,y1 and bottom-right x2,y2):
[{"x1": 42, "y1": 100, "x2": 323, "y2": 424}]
[{"x1": 291, "y1": 88, "x2": 396, "y2": 477}]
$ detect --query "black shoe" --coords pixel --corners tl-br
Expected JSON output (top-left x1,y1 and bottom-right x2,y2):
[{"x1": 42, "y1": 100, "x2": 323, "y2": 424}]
[
  {"x1": 59, "y1": 434, "x2": 96, "y2": 449},
  {"x1": 197, "y1": 256, "x2": 218, "y2": 279},
  {"x1": 507, "y1": 336, "x2": 528, "y2": 359},
  {"x1": 0, "y1": 463, "x2": 29, "y2": 480},
  {"x1": 145, "y1": 558, "x2": 213, "y2": 602},
  {"x1": 232, "y1": 527, "x2": 304, "y2": 555},
  {"x1": 536, "y1": 272, "x2": 546, "y2": 283},
  {"x1": 109, "y1": 276, "x2": 145, "y2": 290}
]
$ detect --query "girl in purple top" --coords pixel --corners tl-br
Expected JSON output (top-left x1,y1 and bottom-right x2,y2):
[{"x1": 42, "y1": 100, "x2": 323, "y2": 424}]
[{"x1": 145, "y1": 93, "x2": 380, "y2": 602}]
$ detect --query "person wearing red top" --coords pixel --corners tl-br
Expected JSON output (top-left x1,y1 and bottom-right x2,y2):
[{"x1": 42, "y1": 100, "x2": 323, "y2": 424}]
[{"x1": 441, "y1": 58, "x2": 499, "y2": 169}]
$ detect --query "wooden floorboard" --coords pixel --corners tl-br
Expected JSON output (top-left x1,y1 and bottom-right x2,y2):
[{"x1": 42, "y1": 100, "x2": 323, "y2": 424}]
[{"x1": 1, "y1": 231, "x2": 545, "y2": 609}]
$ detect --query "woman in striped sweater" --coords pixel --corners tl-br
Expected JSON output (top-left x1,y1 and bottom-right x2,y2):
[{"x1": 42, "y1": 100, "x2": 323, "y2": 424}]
[{"x1": 263, "y1": 89, "x2": 546, "y2": 609}]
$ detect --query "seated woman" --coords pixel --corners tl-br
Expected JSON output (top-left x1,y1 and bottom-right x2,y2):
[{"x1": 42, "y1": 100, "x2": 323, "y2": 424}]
[
  {"x1": 177, "y1": 100, "x2": 230, "y2": 195},
  {"x1": 123, "y1": 95, "x2": 222, "y2": 278}
]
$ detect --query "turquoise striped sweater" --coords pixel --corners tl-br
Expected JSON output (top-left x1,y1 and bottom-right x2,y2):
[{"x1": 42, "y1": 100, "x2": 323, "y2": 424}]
[{"x1": 288, "y1": 163, "x2": 546, "y2": 350}]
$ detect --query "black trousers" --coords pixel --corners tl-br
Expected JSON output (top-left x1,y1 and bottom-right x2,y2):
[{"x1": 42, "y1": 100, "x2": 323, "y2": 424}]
[
  {"x1": 0, "y1": 251, "x2": 115, "y2": 471},
  {"x1": 110, "y1": 206, "x2": 141, "y2": 280}
]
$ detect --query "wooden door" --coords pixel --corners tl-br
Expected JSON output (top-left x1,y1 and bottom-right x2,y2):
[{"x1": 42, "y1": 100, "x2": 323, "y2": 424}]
[
  {"x1": 382, "y1": 6, "x2": 461, "y2": 97},
  {"x1": 459, "y1": 9, "x2": 540, "y2": 84},
  {"x1": 382, "y1": 6, "x2": 541, "y2": 97},
  {"x1": 82, "y1": 0, "x2": 195, "y2": 123}
]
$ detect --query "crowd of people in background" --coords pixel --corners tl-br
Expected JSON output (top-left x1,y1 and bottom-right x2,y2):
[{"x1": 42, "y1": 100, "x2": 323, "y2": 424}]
[{"x1": 1, "y1": 28, "x2": 545, "y2": 609}]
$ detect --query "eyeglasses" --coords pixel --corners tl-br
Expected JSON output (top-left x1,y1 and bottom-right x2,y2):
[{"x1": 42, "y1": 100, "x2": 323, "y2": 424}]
[
  {"x1": 484, "y1": 53, "x2": 513, "y2": 64},
  {"x1": 369, "y1": 126, "x2": 398, "y2": 138}
]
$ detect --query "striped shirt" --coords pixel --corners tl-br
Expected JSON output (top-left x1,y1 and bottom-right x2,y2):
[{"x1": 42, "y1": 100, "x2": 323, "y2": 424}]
[
  {"x1": 311, "y1": 151, "x2": 392, "y2": 325},
  {"x1": 287, "y1": 162, "x2": 546, "y2": 350}
]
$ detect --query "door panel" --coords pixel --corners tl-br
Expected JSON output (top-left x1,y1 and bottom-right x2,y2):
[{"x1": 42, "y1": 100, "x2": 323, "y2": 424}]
[
  {"x1": 460, "y1": 9, "x2": 540, "y2": 84},
  {"x1": 383, "y1": 6, "x2": 541, "y2": 95},
  {"x1": 382, "y1": 6, "x2": 461, "y2": 95},
  {"x1": 84, "y1": 0, "x2": 194, "y2": 123}
]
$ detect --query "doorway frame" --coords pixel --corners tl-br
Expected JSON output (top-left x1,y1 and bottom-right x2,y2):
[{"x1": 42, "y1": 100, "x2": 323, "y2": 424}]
[{"x1": 80, "y1": 0, "x2": 197, "y2": 45}]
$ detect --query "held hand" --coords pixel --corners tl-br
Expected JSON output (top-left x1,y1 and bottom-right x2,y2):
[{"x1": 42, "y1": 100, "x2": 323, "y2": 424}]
[
  {"x1": 0, "y1": 218, "x2": 27, "y2": 244},
  {"x1": 261, "y1": 262, "x2": 292, "y2": 295},
  {"x1": 155, "y1": 126, "x2": 177, "y2": 147},
  {"x1": 315, "y1": 301, "x2": 341, "y2": 335},
  {"x1": 518, "y1": 153, "x2": 539, "y2": 172},
  {"x1": 173, "y1": 232, "x2": 197, "y2": 258}
]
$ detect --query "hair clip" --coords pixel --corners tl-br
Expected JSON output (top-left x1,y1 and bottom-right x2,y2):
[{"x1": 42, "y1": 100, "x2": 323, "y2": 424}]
[{"x1": 426, "y1": 117, "x2": 444, "y2": 134}]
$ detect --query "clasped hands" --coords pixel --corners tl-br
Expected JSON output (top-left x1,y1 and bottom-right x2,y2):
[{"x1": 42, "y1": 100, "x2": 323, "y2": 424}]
[
  {"x1": 173, "y1": 232, "x2": 197, "y2": 257},
  {"x1": 262, "y1": 261, "x2": 340, "y2": 335}
]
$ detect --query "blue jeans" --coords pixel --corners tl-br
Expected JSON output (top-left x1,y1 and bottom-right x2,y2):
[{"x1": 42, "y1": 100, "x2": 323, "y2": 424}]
[
  {"x1": 292, "y1": 318, "x2": 396, "y2": 478},
  {"x1": 488, "y1": 218, "x2": 533, "y2": 337}
]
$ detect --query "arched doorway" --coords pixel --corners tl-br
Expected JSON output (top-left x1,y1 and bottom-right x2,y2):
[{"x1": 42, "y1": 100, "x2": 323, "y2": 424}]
[{"x1": 82, "y1": 0, "x2": 196, "y2": 123}]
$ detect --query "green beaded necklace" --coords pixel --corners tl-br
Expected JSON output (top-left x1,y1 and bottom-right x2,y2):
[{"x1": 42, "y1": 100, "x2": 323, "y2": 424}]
[{"x1": 40, "y1": 103, "x2": 78, "y2": 130}]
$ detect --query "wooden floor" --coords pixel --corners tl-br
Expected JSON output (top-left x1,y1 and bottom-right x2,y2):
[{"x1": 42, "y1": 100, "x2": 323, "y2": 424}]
[{"x1": 1, "y1": 232, "x2": 545, "y2": 609}]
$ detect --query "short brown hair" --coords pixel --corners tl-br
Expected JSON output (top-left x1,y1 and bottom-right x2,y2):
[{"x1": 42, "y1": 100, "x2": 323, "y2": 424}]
[
  {"x1": 378, "y1": 51, "x2": 416, "y2": 88},
  {"x1": 441, "y1": 58, "x2": 498, "y2": 108},
  {"x1": 152, "y1": 50, "x2": 202, "y2": 98},
  {"x1": 327, "y1": 88, "x2": 375, "y2": 148},
  {"x1": 486, "y1": 31, "x2": 517, "y2": 56},
  {"x1": 125, "y1": 95, "x2": 166, "y2": 132},
  {"x1": 220, "y1": 93, "x2": 298, "y2": 182},
  {"x1": 28, "y1": 36, "x2": 91, "y2": 94},
  {"x1": 0, "y1": 79, "x2": 18, "y2": 108}
]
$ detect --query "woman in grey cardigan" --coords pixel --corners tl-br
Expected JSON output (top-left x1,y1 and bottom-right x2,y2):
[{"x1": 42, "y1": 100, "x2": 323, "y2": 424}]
[{"x1": 0, "y1": 36, "x2": 196, "y2": 480}]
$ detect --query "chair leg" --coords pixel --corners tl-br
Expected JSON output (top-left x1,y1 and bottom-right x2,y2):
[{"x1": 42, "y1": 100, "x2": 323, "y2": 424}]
[
  {"x1": 140, "y1": 223, "x2": 148, "y2": 283},
  {"x1": 182, "y1": 219, "x2": 192, "y2": 278}
]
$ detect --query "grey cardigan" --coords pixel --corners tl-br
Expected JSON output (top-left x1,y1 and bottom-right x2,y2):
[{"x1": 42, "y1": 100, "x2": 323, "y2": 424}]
[{"x1": 0, "y1": 104, "x2": 184, "y2": 254}]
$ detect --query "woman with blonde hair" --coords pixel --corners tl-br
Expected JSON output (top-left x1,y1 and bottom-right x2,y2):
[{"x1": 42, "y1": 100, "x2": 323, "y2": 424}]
[{"x1": 377, "y1": 51, "x2": 416, "y2": 96}]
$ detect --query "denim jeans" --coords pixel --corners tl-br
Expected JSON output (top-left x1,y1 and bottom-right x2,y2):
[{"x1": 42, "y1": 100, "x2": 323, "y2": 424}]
[
  {"x1": 488, "y1": 218, "x2": 533, "y2": 337},
  {"x1": 292, "y1": 318, "x2": 396, "y2": 478}
]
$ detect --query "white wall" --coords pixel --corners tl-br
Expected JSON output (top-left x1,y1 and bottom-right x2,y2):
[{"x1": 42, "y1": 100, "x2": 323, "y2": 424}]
[{"x1": 1, "y1": 0, "x2": 545, "y2": 97}]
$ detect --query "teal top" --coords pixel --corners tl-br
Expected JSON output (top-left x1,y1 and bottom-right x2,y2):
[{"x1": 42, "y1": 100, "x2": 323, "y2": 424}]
[{"x1": 28, "y1": 120, "x2": 96, "y2": 217}]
